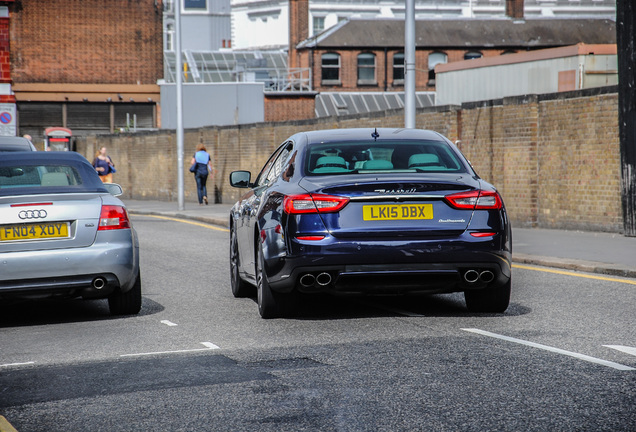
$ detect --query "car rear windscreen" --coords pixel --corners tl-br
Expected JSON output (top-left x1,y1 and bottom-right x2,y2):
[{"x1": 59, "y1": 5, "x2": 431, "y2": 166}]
[
  {"x1": 305, "y1": 140, "x2": 468, "y2": 176},
  {"x1": 0, "y1": 163, "x2": 107, "y2": 196}
]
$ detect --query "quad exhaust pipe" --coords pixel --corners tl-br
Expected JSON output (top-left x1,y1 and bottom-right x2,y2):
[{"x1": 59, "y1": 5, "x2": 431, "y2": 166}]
[
  {"x1": 479, "y1": 270, "x2": 495, "y2": 283},
  {"x1": 299, "y1": 274, "x2": 316, "y2": 287},
  {"x1": 299, "y1": 272, "x2": 333, "y2": 288},
  {"x1": 316, "y1": 272, "x2": 332, "y2": 286},
  {"x1": 463, "y1": 270, "x2": 495, "y2": 284}
]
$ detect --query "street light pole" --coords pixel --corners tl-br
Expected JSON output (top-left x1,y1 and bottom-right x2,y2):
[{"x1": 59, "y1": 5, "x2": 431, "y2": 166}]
[
  {"x1": 175, "y1": 0, "x2": 185, "y2": 211},
  {"x1": 404, "y1": 0, "x2": 416, "y2": 129}
]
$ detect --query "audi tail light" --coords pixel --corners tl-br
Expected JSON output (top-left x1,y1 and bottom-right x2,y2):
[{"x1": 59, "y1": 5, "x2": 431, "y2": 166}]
[
  {"x1": 445, "y1": 190, "x2": 502, "y2": 210},
  {"x1": 98, "y1": 205, "x2": 131, "y2": 230},
  {"x1": 284, "y1": 194, "x2": 350, "y2": 214}
]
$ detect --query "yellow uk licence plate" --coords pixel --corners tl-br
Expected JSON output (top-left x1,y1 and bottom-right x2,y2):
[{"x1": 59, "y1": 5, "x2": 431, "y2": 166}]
[
  {"x1": 0, "y1": 222, "x2": 70, "y2": 242},
  {"x1": 363, "y1": 204, "x2": 433, "y2": 221}
]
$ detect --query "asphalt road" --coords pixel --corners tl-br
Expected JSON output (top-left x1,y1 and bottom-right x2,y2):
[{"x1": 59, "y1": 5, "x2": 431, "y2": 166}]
[{"x1": 1, "y1": 215, "x2": 635, "y2": 431}]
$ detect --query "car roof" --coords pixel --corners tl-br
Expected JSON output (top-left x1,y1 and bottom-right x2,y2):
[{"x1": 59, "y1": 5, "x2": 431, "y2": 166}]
[
  {"x1": 0, "y1": 151, "x2": 89, "y2": 164},
  {"x1": 296, "y1": 128, "x2": 445, "y2": 145},
  {"x1": 0, "y1": 136, "x2": 37, "y2": 151}
]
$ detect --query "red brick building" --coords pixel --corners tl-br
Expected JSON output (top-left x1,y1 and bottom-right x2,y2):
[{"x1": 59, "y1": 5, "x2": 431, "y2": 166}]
[
  {"x1": 289, "y1": 0, "x2": 615, "y2": 96},
  {"x1": 0, "y1": 1, "x2": 13, "y2": 105},
  {"x1": 7, "y1": 0, "x2": 163, "y2": 145}
]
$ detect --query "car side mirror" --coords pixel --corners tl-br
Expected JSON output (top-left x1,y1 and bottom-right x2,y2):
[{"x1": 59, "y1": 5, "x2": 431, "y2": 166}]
[
  {"x1": 104, "y1": 183, "x2": 123, "y2": 197},
  {"x1": 230, "y1": 170, "x2": 252, "y2": 188}
]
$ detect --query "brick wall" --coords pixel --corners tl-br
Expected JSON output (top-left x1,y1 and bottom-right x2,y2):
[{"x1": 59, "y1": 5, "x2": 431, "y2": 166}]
[
  {"x1": 77, "y1": 86, "x2": 623, "y2": 233},
  {"x1": 9, "y1": 0, "x2": 162, "y2": 85},
  {"x1": 0, "y1": 14, "x2": 13, "y2": 103},
  {"x1": 265, "y1": 93, "x2": 316, "y2": 122},
  {"x1": 309, "y1": 48, "x2": 513, "y2": 93}
]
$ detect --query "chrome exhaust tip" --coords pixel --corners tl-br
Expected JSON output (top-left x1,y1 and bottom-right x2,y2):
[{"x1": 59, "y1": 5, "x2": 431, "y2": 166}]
[
  {"x1": 463, "y1": 270, "x2": 480, "y2": 284},
  {"x1": 92, "y1": 277, "x2": 106, "y2": 290},
  {"x1": 479, "y1": 270, "x2": 495, "y2": 283},
  {"x1": 316, "y1": 272, "x2": 332, "y2": 286},
  {"x1": 299, "y1": 274, "x2": 316, "y2": 287}
]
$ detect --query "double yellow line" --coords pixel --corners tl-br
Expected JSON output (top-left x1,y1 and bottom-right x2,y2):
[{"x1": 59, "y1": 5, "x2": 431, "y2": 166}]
[
  {"x1": 513, "y1": 264, "x2": 636, "y2": 286},
  {"x1": 134, "y1": 214, "x2": 229, "y2": 232}
]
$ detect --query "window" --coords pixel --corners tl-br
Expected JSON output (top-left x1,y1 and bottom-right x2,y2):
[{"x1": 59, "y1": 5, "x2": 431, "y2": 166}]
[
  {"x1": 266, "y1": 142, "x2": 293, "y2": 184},
  {"x1": 321, "y1": 53, "x2": 341, "y2": 85},
  {"x1": 165, "y1": 23, "x2": 174, "y2": 52},
  {"x1": 393, "y1": 52, "x2": 405, "y2": 83},
  {"x1": 305, "y1": 141, "x2": 467, "y2": 176},
  {"x1": 357, "y1": 53, "x2": 376, "y2": 85},
  {"x1": 313, "y1": 16, "x2": 325, "y2": 35},
  {"x1": 184, "y1": 0, "x2": 207, "y2": 10},
  {"x1": 428, "y1": 52, "x2": 447, "y2": 86},
  {"x1": 464, "y1": 51, "x2": 483, "y2": 60}
]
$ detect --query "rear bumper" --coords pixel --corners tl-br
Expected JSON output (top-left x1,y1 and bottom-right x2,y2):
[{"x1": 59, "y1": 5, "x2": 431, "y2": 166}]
[
  {"x1": 0, "y1": 230, "x2": 139, "y2": 299},
  {"x1": 265, "y1": 235, "x2": 511, "y2": 294}
]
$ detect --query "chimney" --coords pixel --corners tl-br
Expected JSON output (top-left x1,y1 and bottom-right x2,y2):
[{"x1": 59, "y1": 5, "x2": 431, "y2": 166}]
[
  {"x1": 505, "y1": 0, "x2": 524, "y2": 19},
  {"x1": 289, "y1": 0, "x2": 309, "y2": 69}
]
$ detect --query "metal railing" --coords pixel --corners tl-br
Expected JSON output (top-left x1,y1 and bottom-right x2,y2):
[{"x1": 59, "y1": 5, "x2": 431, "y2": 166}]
[{"x1": 163, "y1": 50, "x2": 312, "y2": 92}]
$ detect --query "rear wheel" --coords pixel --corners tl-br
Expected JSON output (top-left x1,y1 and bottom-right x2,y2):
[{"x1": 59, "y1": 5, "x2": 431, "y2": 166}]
[
  {"x1": 108, "y1": 271, "x2": 142, "y2": 315},
  {"x1": 230, "y1": 227, "x2": 254, "y2": 298},
  {"x1": 464, "y1": 278, "x2": 511, "y2": 313},
  {"x1": 256, "y1": 246, "x2": 296, "y2": 319}
]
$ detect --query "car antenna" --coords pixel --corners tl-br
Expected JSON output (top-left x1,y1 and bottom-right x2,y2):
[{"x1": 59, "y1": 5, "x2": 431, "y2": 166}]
[{"x1": 371, "y1": 128, "x2": 379, "y2": 141}]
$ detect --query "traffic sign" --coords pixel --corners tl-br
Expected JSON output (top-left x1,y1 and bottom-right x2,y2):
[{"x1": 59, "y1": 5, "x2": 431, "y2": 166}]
[{"x1": 0, "y1": 103, "x2": 16, "y2": 136}]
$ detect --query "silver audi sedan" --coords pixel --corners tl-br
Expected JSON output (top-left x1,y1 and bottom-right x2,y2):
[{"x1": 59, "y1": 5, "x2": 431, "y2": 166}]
[{"x1": 0, "y1": 152, "x2": 141, "y2": 315}]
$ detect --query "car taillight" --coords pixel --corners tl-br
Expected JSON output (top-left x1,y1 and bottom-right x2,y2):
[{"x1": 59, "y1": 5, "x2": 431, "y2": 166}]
[
  {"x1": 98, "y1": 205, "x2": 131, "y2": 230},
  {"x1": 284, "y1": 194, "x2": 350, "y2": 214},
  {"x1": 445, "y1": 190, "x2": 502, "y2": 210}
]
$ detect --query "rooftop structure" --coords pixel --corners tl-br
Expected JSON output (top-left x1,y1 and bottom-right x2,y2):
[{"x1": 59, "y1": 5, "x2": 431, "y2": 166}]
[{"x1": 231, "y1": 0, "x2": 616, "y2": 50}]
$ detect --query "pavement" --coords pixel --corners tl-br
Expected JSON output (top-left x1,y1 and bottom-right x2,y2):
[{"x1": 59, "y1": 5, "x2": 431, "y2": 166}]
[{"x1": 123, "y1": 199, "x2": 636, "y2": 279}]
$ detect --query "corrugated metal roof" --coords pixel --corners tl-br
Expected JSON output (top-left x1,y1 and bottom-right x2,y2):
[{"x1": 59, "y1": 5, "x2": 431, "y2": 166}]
[
  {"x1": 315, "y1": 92, "x2": 435, "y2": 118},
  {"x1": 297, "y1": 18, "x2": 616, "y2": 49}
]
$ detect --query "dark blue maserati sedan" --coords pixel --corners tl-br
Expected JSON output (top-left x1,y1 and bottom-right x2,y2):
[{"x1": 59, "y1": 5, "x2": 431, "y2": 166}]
[{"x1": 229, "y1": 128, "x2": 511, "y2": 318}]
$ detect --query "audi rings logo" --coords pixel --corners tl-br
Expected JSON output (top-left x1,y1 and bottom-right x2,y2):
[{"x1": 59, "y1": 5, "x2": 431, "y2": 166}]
[{"x1": 18, "y1": 209, "x2": 48, "y2": 219}]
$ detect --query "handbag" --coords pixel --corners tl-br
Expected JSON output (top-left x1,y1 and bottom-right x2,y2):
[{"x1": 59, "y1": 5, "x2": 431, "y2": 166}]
[{"x1": 189, "y1": 163, "x2": 197, "y2": 173}]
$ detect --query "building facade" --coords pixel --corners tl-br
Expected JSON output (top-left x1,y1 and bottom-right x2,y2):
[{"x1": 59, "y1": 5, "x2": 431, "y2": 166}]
[
  {"x1": 294, "y1": 17, "x2": 616, "y2": 94},
  {"x1": 9, "y1": 0, "x2": 163, "y2": 145},
  {"x1": 163, "y1": 0, "x2": 232, "y2": 52},
  {"x1": 231, "y1": 0, "x2": 616, "y2": 50}
]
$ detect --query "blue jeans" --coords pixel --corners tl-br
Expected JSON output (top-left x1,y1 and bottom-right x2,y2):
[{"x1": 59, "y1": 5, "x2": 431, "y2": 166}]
[{"x1": 195, "y1": 173, "x2": 208, "y2": 204}]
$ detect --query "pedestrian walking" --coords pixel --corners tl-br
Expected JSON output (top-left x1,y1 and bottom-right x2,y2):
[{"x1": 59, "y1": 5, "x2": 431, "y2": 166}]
[
  {"x1": 92, "y1": 146, "x2": 116, "y2": 183},
  {"x1": 190, "y1": 144, "x2": 213, "y2": 205}
]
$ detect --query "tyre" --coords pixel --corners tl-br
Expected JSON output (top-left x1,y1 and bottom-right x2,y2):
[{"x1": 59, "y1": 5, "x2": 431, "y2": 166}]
[
  {"x1": 256, "y1": 246, "x2": 296, "y2": 319},
  {"x1": 464, "y1": 278, "x2": 511, "y2": 313},
  {"x1": 108, "y1": 270, "x2": 142, "y2": 315},
  {"x1": 230, "y1": 227, "x2": 254, "y2": 298}
]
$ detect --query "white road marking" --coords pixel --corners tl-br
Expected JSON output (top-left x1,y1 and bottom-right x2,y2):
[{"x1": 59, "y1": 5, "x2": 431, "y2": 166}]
[
  {"x1": 201, "y1": 342, "x2": 220, "y2": 349},
  {"x1": 0, "y1": 361, "x2": 35, "y2": 368},
  {"x1": 160, "y1": 320, "x2": 178, "y2": 327},
  {"x1": 462, "y1": 328, "x2": 635, "y2": 371},
  {"x1": 120, "y1": 342, "x2": 220, "y2": 358},
  {"x1": 604, "y1": 345, "x2": 636, "y2": 357}
]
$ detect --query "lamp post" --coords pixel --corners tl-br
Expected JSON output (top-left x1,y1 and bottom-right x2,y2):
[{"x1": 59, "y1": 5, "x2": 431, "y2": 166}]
[
  {"x1": 175, "y1": 0, "x2": 185, "y2": 211},
  {"x1": 404, "y1": 0, "x2": 416, "y2": 129}
]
